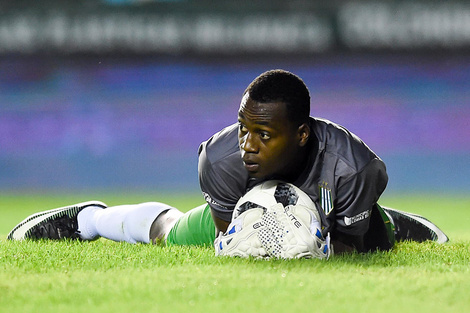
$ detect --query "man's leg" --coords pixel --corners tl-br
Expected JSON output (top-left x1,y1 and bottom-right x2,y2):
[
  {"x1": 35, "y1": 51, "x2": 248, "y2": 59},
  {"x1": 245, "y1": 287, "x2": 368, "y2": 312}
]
[
  {"x1": 9, "y1": 201, "x2": 217, "y2": 246},
  {"x1": 8, "y1": 201, "x2": 177, "y2": 244}
]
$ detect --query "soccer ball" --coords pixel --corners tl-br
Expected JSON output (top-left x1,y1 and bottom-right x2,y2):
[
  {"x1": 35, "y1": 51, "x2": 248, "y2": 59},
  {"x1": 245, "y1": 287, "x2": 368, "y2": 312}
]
[
  {"x1": 215, "y1": 180, "x2": 330, "y2": 259},
  {"x1": 233, "y1": 180, "x2": 318, "y2": 220}
]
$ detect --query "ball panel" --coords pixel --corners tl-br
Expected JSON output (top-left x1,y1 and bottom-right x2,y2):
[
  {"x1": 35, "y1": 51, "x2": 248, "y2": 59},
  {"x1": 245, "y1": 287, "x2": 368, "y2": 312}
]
[
  {"x1": 237, "y1": 201, "x2": 267, "y2": 216},
  {"x1": 274, "y1": 182, "x2": 299, "y2": 206}
]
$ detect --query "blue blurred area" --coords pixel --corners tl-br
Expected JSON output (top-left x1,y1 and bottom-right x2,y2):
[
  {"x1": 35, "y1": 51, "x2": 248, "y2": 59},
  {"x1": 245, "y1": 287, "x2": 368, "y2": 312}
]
[{"x1": 1, "y1": 55, "x2": 469, "y2": 194}]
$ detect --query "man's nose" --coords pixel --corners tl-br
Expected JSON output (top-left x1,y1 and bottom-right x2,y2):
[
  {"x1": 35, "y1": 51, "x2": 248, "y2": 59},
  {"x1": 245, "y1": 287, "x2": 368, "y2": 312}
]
[{"x1": 240, "y1": 133, "x2": 258, "y2": 153}]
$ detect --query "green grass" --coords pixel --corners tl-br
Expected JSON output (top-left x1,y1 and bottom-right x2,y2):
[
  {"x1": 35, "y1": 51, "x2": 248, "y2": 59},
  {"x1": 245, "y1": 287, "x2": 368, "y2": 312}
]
[{"x1": 1, "y1": 193, "x2": 469, "y2": 313}]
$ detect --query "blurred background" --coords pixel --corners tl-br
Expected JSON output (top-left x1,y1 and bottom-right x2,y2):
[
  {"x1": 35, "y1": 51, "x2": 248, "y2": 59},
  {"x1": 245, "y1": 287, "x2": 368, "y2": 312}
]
[{"x1": 0, "y1": 0, "x2": 469, "y2": 197}]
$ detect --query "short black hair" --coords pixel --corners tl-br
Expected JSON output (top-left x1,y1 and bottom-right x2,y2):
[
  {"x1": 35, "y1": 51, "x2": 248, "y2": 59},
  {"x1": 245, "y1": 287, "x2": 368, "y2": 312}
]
[{"x1": 244, "y1": 69, "x2": 310, "y2": 126}]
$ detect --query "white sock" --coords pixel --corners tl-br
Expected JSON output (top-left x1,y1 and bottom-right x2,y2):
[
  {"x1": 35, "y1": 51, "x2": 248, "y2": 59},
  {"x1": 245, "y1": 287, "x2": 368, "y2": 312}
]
[
  {"x1": 77, "y1": 202, "x2": 175, "y2": 244},
  {"x1": 77, "y1": 205, "x2": 103, "y2": 240}
]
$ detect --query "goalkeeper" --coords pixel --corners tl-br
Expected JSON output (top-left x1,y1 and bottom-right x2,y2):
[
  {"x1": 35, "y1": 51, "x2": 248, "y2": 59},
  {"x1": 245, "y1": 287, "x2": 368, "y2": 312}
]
[{"x1": 8, "y1": 70, "x2": 448, "y2": 254}]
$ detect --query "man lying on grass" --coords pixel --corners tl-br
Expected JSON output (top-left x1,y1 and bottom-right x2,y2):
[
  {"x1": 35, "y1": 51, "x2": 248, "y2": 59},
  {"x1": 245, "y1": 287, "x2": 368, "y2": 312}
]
[{"x1": 8, "y1": 69, "x2": 449, "y2": 258}]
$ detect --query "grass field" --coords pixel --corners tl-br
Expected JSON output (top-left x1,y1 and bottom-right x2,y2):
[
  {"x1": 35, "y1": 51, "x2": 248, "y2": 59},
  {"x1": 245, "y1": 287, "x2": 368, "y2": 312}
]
[{"x1": 1, "y1": 192, "x2": 469, "y2": 313}]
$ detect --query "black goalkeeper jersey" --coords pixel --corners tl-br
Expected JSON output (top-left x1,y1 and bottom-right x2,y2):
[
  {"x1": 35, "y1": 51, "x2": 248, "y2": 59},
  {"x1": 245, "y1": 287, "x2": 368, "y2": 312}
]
[{"x1": 198, "y1": 117, "x2": 388, "y2": 236}]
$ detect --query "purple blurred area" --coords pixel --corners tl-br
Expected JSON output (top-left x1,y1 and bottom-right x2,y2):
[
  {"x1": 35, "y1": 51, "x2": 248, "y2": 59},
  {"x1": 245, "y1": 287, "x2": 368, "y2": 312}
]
[{"x1": 1, "y1": 55, "x2": 469, "y2": 194}]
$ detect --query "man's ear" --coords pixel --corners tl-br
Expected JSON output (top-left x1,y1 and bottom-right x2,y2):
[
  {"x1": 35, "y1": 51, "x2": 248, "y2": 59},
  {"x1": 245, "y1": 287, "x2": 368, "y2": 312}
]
[{"x1": 297, "y1": 123, "x2": 310, "y2": 147}]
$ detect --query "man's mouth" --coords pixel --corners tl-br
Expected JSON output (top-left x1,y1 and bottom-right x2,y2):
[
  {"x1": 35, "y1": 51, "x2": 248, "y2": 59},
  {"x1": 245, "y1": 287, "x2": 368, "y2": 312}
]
[{"x1": 243, "y1": 161, "x2": 259, "y2": 172}]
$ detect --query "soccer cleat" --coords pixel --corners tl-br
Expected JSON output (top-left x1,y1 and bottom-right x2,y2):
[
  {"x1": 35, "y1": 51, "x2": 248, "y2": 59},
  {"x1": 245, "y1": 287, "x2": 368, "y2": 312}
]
[
  {"x1": 382, "y1": 207, "x2": 449, "y2": 244},
  {"x1": 7, "y1": 201, "x2": 107, "y2": 241}
]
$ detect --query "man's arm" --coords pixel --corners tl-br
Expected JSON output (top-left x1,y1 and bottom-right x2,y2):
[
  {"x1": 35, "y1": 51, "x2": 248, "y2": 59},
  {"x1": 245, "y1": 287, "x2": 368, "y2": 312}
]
[
  {"x1": 330, "y1": 158, "x2": 388, "y2": 253},
  {"x1": 198, "y1": 125, "x2": 247, "y2": 235},
  {"x1": 333, "y1": 159, "x2": 387, "y2": 231},
  {"x1": 211, "y1": 210, "x2": 230, "y2": 234}
]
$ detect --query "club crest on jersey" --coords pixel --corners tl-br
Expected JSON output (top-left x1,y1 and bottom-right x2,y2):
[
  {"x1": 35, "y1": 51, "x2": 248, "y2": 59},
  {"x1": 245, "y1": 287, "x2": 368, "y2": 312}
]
[{"x1": 319, "y1": 182, "x2": 333, "y2": 215}]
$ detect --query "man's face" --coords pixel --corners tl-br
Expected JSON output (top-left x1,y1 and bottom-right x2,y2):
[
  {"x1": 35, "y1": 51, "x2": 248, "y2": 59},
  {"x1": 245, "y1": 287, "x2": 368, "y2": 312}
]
[{"x1": 238, "y1": 94, "x2": 305, "y2": 179}]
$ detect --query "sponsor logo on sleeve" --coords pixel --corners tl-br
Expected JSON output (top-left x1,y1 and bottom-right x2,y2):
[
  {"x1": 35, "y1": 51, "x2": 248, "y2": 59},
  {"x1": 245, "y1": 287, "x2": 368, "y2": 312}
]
[
  {"x1": 344, "y1": 210, "x2": 370, "y2": 226},
  {"x1": 203, "y1": 192, "x2": 228, "y2": 210}
]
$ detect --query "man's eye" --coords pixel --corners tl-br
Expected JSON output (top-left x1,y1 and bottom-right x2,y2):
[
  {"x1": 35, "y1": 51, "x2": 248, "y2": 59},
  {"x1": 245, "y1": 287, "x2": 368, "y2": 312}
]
[
  {"x1": 260, "y1": 132, "x2": 271, "y2": 140},
  {"x1": 239, "y1": 124, "x2": 248, "y2": 133}
]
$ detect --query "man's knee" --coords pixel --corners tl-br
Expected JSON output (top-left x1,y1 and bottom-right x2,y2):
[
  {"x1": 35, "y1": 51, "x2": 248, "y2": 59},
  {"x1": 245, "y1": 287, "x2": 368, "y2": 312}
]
[{"x1": 149, "y1": 208, "x2": 184, "y2": 244}]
